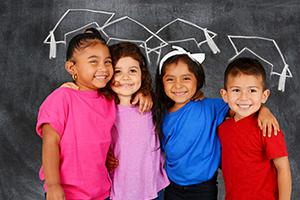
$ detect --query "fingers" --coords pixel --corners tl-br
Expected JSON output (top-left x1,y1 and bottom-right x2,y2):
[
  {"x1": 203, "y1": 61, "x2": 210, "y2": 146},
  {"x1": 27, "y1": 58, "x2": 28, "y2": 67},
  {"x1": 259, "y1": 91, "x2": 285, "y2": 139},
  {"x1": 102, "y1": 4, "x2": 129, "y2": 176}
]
[
  {"x1": 273, "y1": 119, "x2": 280, "y2": 135},
  {"x1": 60, "y1": 82, "x2": 79, "y2": 90},
  {"x1": 131, "y1": 93, "x2": 141, "y2": 105},
  {"x1": 260, "y1": 119, "x2": 280, "y2": 137},
  {"x1": 138, "y1": 98, "x2": 146, "y2": 113},
  {"x1": 106, "y1": 151, "x2": 119, "y2": 171},
  {"x1": 267, "y1": 122, "x2": 272, "y2": 138}
]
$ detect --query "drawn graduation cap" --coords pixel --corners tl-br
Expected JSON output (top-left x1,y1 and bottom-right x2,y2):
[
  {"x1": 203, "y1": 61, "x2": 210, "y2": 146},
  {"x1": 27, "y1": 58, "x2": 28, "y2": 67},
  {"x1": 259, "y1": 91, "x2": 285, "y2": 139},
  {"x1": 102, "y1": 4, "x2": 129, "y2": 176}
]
[
  {"x1": 43, "y1": 9, "x2": 115, "y2": 59},
  {"x1": 100, "y1": 16, "x2": 167, "y2": 63},
  {"x1": 227, "y1": 35, "x2": 293, "y2": 92},
  {"x1": 144, "y1": 18, "x2": 220, "y2": 64}
]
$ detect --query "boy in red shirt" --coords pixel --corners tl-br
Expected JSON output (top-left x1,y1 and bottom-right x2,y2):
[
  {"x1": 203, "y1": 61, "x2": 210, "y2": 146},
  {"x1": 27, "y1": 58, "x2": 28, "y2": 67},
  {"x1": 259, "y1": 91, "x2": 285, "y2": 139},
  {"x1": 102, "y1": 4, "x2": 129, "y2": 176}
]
[{"x1": 218, "y1": 57, "x2": 292, "y2": 200}]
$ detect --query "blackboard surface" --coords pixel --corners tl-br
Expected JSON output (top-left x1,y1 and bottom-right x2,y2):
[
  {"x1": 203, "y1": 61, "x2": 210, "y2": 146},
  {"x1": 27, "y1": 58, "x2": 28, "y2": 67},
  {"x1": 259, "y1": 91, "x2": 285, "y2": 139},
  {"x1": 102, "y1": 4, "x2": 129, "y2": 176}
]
[{"x1": 0, "y1": 0, "x2": 299, "y2": 199}]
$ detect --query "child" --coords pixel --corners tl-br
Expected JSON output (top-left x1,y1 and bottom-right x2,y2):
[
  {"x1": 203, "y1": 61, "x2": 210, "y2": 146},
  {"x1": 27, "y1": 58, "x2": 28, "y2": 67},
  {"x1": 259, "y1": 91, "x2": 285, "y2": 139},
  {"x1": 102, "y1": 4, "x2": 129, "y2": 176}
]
[
  {"x1": 36, "y1": 28, "x2": 116, "y2": 200},
  {"x1": 108, "y1": 42, "x2": 169, "y2": 200},
  {"x1": 218, "y1": 57, "x2": 292, "y2": 200},
  {"x1": 154, "y1": 46, "x2": 280, "y2": 200}
]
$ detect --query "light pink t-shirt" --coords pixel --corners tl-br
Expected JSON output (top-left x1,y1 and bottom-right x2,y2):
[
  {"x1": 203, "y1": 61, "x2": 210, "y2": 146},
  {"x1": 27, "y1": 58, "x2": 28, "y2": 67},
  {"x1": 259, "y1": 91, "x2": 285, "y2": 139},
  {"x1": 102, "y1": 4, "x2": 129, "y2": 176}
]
[
  {"x1": 36, "y1": 87, "x2": 116, "y2": 200},
  {"x1": 110, "y1": 105, "x2": 169, "y2": 200}
]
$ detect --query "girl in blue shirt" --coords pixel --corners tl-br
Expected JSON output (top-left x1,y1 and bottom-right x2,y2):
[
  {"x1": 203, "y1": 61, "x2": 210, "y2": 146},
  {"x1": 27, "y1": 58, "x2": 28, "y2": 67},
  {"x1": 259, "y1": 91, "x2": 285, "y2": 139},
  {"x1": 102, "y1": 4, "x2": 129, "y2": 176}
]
[{"x1": 154, "y1": 46, "x2": 279, "y2": 200}]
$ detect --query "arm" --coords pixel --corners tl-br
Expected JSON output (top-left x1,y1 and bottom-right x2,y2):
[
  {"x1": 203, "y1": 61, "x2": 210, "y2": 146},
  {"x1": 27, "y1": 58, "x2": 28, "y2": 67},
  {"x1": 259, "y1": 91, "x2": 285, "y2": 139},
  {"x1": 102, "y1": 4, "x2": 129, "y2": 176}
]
[
  {"x1": 273, "y1": 156, "x2": 292, "y2": 200},
  {"x1": 42, "y1": 124, "x2": 65, "y2": 200},
  {"x1": 257, "y1": 105, "x2": 280, "y2": 137},
  {"x1": 60, "y1": 82, "x2": 153, "y2": 113}
]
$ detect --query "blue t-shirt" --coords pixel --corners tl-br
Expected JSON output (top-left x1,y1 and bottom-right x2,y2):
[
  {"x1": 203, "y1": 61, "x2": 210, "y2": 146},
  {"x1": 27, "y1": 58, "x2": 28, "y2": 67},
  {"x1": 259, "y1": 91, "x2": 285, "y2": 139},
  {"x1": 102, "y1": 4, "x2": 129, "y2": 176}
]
[{"x1": 162, "y1": 98, "x2": 229, "y2": 186}]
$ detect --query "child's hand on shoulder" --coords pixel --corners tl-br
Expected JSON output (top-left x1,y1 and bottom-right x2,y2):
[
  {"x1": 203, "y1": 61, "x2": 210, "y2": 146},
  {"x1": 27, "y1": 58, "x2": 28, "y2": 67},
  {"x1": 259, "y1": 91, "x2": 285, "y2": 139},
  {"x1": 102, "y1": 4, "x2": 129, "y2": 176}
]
[
  {"x1": 60, "y1": 82, "x2": 79, "y2": 90},
  {"x1": 131, "y1": 93, "x2": 153, "y2": 113},
  {"x1": 46, "y1": 184, "x2": 65, "y2": 200}
]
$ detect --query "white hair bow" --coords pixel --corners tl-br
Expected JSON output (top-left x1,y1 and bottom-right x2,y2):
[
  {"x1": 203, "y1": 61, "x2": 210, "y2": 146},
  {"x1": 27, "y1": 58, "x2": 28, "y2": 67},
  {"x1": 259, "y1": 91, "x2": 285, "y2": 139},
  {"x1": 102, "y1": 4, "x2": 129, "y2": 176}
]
[{"x1": 159, "y1": 46, "x2": 205, "y2": 74}]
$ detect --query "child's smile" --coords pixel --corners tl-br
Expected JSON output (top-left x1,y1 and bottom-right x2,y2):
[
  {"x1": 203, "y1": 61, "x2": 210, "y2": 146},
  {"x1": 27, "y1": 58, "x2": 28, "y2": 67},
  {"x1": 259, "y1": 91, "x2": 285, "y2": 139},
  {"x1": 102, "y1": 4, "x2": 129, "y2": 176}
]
[
  {"x1": 220, "y1": 74, "x2": 270, "y2": 121},
  {"x1": 163, "y1": 60, "x2": 197, "y2": 112},
  {"x1": 111, "y1": 56, "x2": 142, "y2": 105}
]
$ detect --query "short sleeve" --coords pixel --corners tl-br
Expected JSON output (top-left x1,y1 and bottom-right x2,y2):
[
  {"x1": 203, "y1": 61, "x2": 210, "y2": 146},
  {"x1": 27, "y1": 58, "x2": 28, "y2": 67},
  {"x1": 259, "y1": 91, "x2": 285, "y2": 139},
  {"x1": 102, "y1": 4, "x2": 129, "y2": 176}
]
[
  {"x1": 214, "y1": 98, "x2": 229, "y2": 126},
  {"x1": 36, "y1": 89, "x2": 67, "y2": 138},
  {"x1": 264, "y1": 130, "x2": 288, "y2": 159}
]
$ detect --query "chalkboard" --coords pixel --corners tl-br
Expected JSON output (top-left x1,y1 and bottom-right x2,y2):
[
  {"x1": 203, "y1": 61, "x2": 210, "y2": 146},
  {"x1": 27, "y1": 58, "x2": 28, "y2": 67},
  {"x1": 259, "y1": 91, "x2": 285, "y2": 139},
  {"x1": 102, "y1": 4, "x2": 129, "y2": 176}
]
[{"x1": 0, "y1": 0, "x2": 299, "y2": 199}]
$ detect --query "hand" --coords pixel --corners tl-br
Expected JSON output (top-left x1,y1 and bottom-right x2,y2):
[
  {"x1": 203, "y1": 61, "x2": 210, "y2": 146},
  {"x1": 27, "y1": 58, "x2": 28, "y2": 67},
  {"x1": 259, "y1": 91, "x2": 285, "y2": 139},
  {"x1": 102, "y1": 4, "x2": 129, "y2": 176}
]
[
  {"x1": 258, "y1": 106, "x2": 280, "y2": 137},
  {"x1": 46, "y1": 184, "x2": 65, "y2": 200},
  {"x1": 106, "y1": 150, "x2": 119, "y2": 171},
  {"x1": 131, "y1": 93, "x2": 153, "y2": 113},
  {"x1": 60, "y1": 82, "x2": 79, "y2": 90},
  {"x1": 191, "y1": 90, "x2": 205, "y2": 101}
]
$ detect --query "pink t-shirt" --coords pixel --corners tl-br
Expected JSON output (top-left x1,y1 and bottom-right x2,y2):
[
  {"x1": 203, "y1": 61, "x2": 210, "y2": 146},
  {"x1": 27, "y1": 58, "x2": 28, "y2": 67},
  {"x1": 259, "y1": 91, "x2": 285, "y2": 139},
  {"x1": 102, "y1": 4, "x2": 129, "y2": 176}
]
[
  {"x1": 36, "y1": 87, "x2": 116, "y2": 200},
  {"x1": 110, "y1": 105, "x2": 169, "y2": 200}
]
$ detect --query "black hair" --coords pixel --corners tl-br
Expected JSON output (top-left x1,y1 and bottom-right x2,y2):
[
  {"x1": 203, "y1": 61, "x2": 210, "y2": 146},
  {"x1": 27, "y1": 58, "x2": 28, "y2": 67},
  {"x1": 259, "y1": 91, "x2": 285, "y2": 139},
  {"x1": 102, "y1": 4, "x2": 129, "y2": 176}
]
[
  {"x1": 224, "y1": 57, "x2": 267, "y2": 89},
  {"x1": 65, "y1": 27, "x2": 113, "y2": 99},
  {"x1": 154, "y1": 54, "x2": 205, "y2": 141},
  {"x1": 109, "y1": 42, "x2": 153, "y2": 104},
  {"x1": 66, "y1": 27, "x2": 106, "y2": 61}
]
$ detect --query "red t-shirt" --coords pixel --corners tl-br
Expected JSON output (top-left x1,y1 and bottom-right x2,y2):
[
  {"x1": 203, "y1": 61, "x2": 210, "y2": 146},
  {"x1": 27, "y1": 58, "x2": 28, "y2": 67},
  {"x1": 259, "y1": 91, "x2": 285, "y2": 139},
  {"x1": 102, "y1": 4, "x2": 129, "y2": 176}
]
[{"x1": 218, "y1": 113, "x2": 288, "y2": 200}]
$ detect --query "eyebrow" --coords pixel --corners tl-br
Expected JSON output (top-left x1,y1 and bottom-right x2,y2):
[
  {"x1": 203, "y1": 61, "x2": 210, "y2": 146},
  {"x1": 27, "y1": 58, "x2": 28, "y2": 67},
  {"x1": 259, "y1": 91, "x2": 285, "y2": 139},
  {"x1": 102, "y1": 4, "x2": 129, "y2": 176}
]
[
  {"x1": 115, "y1": 65, "x2": 139, "y2": 69},
  {"x1": 87, "y1": 55, "x2": 112, "y2": 59},
  {"x1": 164, "y1": 73, "x2": 193, "y2": 77}
]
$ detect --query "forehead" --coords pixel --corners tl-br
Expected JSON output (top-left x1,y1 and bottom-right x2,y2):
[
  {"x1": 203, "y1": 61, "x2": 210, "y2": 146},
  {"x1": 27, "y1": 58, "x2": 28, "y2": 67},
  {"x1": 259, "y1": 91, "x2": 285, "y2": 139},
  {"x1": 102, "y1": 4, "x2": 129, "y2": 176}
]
[
  {"x1": 74, "y1": 42, "x2": 110, "y2": 57},
  {"x1": 164, "y1": 60, "x2": 192, "y2": 75},
  {"x1": 115, "y1": 56, "x2": 140, "y2": 68},
  {"x1": 227, "y1": 73, "x2": 264, "y2": 86}
]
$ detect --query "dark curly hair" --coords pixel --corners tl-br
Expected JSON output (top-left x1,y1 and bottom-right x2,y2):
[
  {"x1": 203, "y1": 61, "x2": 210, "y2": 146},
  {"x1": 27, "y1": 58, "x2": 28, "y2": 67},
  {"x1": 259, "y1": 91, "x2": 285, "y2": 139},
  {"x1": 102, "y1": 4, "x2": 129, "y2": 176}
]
[{"x1": 109, "y1": 42, "x2": 153, "y2": 104}]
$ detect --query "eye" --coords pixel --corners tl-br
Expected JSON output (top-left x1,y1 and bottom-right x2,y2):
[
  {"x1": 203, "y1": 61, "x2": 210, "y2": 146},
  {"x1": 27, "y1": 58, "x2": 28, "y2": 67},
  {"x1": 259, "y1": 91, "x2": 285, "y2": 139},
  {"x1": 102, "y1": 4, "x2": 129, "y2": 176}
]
[
  {"x1": 105, "y1": 59, "x2": 112, "y2": 65},
  {"x1": 250, "y1": 89, "x2": 257, "y2": 93},
  {"x1": 183, "y1": 77, "x2": 191, "y2": 81},
  {"x1": 114, "y1": 69, "x2": 121, "y2": 74},
  {"x1": 231, "y1": 88, "x2": 240, "y2": 93},
  {"x1": 89, "y1": 60, "x2": 98, "y2": 65},
  {"x1": 164, "y1": 78, "x2": 173, "y2": 82},
  {"x1": 129, "y1": 69, "x2": 138, "y2": 74}
]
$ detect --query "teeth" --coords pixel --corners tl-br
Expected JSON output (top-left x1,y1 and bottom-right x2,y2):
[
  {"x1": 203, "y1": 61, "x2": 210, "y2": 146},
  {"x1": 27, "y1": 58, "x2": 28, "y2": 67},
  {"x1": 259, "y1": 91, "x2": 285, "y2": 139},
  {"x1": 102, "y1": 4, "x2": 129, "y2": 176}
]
[
  {"x1": 95, "y1": 75, "x2": 107, "y2": 80},
  {"x1": 173, "y1": 92, "x2": 186, "y2": 96},
  {"x1": 120, "y1": 83, "x2": 133, "y2": 87},
  {"x1": 238, "y1": 104, "x2": 250, "y2": 108}
]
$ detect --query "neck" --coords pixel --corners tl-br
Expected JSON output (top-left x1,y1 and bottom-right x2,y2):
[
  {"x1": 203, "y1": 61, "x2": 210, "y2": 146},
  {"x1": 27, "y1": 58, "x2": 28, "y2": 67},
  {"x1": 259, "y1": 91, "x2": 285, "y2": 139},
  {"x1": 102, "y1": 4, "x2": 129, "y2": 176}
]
[{"x1": 118, "y1": 95, "x2": 132, "y2": 106}]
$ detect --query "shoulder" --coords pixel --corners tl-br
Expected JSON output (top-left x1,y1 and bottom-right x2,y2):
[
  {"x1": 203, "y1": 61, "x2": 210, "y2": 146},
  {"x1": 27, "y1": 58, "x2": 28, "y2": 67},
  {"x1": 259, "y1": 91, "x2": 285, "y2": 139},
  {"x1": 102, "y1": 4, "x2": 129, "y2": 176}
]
[
  {"x1": 202, "y1": 98, "x2": 226, "y2": 106},
  {"x1": 39, "y1": 87, "x2": 75, "y2": 109},
  {"x1": 219, "y1": 118, "x2": 234, "y2": 131},
  {"x1": 45, "y1": 87, "x2": 74, "y2": 100}
]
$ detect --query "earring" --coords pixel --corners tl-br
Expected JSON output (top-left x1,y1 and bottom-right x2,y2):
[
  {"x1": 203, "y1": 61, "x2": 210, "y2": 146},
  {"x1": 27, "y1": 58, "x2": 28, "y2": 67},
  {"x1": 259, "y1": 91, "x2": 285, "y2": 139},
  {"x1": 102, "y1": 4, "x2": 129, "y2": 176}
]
[{"x1": 72, "y1": 74, "x2": 78, "y2": 81}]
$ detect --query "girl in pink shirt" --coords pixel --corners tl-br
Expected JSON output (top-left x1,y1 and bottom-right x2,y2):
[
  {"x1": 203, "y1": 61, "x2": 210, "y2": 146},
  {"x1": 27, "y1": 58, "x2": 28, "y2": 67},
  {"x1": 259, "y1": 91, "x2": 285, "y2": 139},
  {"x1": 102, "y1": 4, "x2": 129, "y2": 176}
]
[
  {"x1": 108, "y1": 42, "x2": 169, "y2": 200},
  {"x1": 36, "y1": 28, "x2": 118, "y2": 200},
  {"x1": 37, "y1": 28, "x2": 115, "y2": 200}
]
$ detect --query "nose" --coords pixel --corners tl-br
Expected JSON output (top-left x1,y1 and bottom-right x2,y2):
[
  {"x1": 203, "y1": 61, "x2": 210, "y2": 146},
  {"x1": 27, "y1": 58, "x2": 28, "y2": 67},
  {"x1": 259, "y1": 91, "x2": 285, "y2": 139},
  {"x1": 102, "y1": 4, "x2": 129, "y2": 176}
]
[
  {"x1": 240, "y1": 91, "x2": 249, "y2": 100},
  {"x1": 173, "y1": 80, "x2": 183, "y2": 89},
  {"x1": 96, "y1": 63, "x2": 106, "y2": 71},
  {"x1": 121, "y1": 73, "x2": 130, "y2": 80}
]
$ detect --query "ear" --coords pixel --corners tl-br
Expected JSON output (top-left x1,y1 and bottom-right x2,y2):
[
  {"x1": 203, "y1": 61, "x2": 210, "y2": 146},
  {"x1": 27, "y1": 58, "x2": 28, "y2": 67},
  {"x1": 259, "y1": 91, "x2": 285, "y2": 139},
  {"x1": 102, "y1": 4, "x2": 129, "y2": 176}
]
[
  {"x1": 220, "y1": 88, "x2": 228, "y2": 103},
  {"x1": 65, "y1": 61, "x2": 76, "y2": 76},
  {"x1": 261, "y1": 89, "x2": 270, "y2": 104}
]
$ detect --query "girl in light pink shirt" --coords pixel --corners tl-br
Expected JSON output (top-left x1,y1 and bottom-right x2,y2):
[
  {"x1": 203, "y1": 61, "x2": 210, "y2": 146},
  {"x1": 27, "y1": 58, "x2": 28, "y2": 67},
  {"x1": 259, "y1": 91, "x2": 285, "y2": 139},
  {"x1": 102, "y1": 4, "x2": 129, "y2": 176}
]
[{"x1": 108, "y1": 42, "x2": 169, "y2": 200}]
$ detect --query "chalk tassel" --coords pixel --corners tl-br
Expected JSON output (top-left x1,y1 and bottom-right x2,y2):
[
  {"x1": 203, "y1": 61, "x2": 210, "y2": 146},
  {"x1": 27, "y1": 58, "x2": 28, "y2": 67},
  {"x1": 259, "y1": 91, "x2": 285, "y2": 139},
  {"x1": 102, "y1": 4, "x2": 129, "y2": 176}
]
[
  {"x1": 278, "y1": 65, "x2": 288, "y2": 92},
  {"x1": 204, "y1": 28, "x2": 220, "y2": 54},
  {"x1": 49, "y1": 31, "x2": 56, "y2": 59}
]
